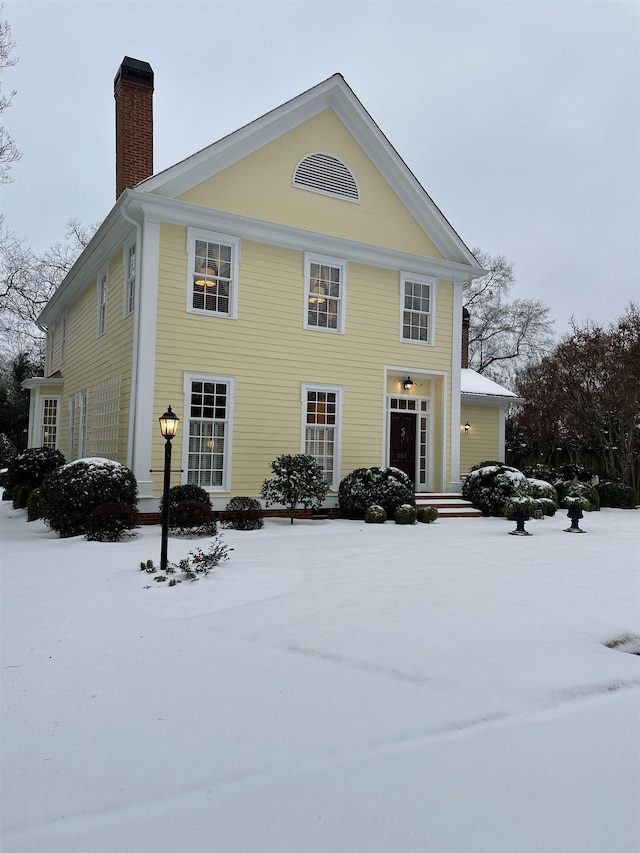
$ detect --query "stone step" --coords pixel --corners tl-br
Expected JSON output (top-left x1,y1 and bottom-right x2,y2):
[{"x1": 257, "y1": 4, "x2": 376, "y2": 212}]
[{"x1": 415, "y1": 493, "x2": 482, "y2": 518}]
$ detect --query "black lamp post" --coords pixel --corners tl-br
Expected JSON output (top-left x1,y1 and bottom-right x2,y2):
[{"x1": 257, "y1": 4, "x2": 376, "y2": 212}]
[{"x1": 159, "y1": 405, "x2": 180, "y2": 572}]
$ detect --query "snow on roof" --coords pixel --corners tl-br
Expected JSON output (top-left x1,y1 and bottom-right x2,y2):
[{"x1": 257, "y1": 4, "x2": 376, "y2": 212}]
[{"x1": 460, "y1": 368, "x2": 519, "y2": 399}]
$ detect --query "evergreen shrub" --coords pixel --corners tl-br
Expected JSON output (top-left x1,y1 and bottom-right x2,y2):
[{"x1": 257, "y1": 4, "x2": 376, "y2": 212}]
[
  {"x1": 394, "y1": 504, "x2": 417, "y2": 525},
  {"x1": 6, "y1": 447, "x2": 66, "y2": 496},
  {"x1": 261, "y1": 454, "x2": 329, "y2": 524},
  {"x1": 596, "y1": 481, "x2": 636, "y2": 509},
  {"x1": 40, "y1": 458, "x2": 138, "y2": 538},
  {"x1": 338, "y1": 467, "x2": 415, "y2": 520},
  {"x1": 364, "y1": 504, "x2": 387, "y2": 524},
  {"x1": 526, "y1": 478, "x2": 559, "y2": 507},
  {"x1": 26, "y1": 487, "x2": 42, "y2": 521},
  {"x1": 555, "y1": 479, "x2": 600, "y2": 511},
  {"x1": 84, "y1": 502, "x2": 139, "y2": 542},
  {"x1": 168, "y1": 500, "x2": 217, "y2": 536},
  {"x1": 223, "y1": 496, "x2": 264, "y2": 530},
  {"x1": 13, "y1": 484, "x2": 31, "y2": 509},
  {"x1": 160, "y1": 483, "x2": 211, "y2": 514},
  {"x1": 0, "y1": 433, "x2": 17, "y2": 469},
  {"x1": 462, "y1": 463, "x2": 531, "y2": 516},
  {"x1": 416, "y1": 505, "x2": 438, "y2": 523}
]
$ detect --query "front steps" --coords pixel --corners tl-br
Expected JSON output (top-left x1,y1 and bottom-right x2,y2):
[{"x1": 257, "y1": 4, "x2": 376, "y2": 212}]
[{"x1": 415, "y1": 493, "x2": 482, "y2": 518}]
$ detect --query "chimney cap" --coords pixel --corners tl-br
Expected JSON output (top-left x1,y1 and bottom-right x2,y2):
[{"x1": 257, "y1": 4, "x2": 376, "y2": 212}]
[{"x1": 114, "y1": 57, "x2": 154, "y2": 93}]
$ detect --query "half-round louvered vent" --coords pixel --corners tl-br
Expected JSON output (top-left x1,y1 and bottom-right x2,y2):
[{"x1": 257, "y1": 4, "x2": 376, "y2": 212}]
[{"x1": 293, "y1": 153, "x2": 360, "y2": 202}]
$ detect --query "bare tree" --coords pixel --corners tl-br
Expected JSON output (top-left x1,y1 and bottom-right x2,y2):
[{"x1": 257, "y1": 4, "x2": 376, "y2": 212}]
[
  {"x1": 0, "y1": 5, "x2": 20, "y2": 183},
  {"x1": 465, "y1": 248, "x2": 555, "y2": 387}
]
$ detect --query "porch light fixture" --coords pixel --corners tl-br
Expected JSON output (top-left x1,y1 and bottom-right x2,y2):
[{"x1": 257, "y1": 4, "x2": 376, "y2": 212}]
[
  {"x1": 403, "y1": 377, "x2": 414, "y2": 391},
  {"x1": 159, "y1": 405, "x2": 180, "y2": 573},
  {"x1": 464, "y1": 421, "x2": 471, "y2": 434}
]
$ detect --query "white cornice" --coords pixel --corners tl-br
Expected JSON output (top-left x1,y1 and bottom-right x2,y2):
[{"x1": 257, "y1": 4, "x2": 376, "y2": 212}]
[{"x1": 462, "y1": 392, "x2": 523, "y2": 407}]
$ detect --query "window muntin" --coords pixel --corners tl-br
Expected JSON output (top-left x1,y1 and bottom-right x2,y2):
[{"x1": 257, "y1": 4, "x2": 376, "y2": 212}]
[
  {"x1": 304, "y1": 254, "x2": 346, "y2": 334},
  {"x1": 97, "y1": 268, "x2": 108, "y2": 336},
  {"x1": 125, "y1": 242, "x2": 136, "y2": 316},
  {"x1": 184, "y1": 376, "x2": 234, "y2": 490},
  {"x1": 401, "y1": 273, "x2": 435, "y2": 345},
  {"x1": 42, "y1": 397, "x2": 58, "y2": 449},
  {"x1": 302, "y1": 384, "x2": 342, "y2": 490},
  {"x1": 187, "y1": 229, "x2": 239, "y2": 318}
]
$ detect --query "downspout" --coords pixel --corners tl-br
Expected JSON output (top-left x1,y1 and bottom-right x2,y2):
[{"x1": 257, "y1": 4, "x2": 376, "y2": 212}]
[{"x1": 120, "y1": 201, "x2": 142, "y2": 472}]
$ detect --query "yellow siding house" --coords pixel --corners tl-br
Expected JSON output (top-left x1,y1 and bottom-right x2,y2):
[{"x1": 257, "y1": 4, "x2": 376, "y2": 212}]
[{"x1": 25, "y1": 58, "x2": 510, "y2": 514}]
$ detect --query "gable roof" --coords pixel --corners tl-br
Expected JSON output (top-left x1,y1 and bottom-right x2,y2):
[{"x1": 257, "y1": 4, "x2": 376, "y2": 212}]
[
  {"x1": 137, "y1": 73, "x2": 481, "y2": 268},
  {"x1": 461, "y1": 368, "x2": 523, "y2": 404}
]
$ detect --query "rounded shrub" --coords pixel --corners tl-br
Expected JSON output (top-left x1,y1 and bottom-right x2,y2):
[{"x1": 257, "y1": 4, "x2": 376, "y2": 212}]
[
  {"x1": 462, "y1": 463, "x2": 531, "y2": 517},
  {"x1": 364, "y1": 504, "x2": 387, "y2": 524},
  {"x1": 527, "y1": 478, "x2": 558, "y2": 507},
  {"x1": 338, "y1": 467, "x2": 415, "y2": 520},
  {"x1": 394, "y1": 504, "x2": 417, "y2": 525},
  {"x1": 26, "y1": 487, "x2": 42, "y2": 522},
  {"x1": 416, "y1": 505, "x2": 438, "y2": 523},
  {"x1": 168, "y1": 499, "x2": 217, "y2": 537},
  {"x1": 84, "y1": 502, "x2": 139, "y2": 542},
  {"x1": 562, "y1": 495, "x2": 590, "y2": 512},
  {"x1": 6, "y1": 447, "x2": 66, "y2": 496},
  {"x1": 556, "y1": 479, "x2": 600, "y2": 511},
  {"x1": 160, "y1": 483, "x2": 211, "y2": 514},
  {"x1": 223, "y1": 496, "x2": 264, "y2": 530},
  {"x1": 536, "y1": 497, "x2": 557, "y2": 517},
  {"x1": 596, "y1": 480, "x2": 636, "y2": 509},
  {"x1": 40, "y1": 458, "x2": 138, "y2": 538},
  {"x1": 503, "y1": 497, "x2": 537, "y2": 520},
  {"x1": 523, "y1": 463, "x2": 560, "y2": 485}
]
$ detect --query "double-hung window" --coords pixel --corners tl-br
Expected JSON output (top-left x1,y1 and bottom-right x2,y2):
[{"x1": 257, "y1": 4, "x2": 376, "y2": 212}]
[
  {"x1": 187, "y1": 228, "x2": 240, "y2": 318},
  {"x1": 401, "y1": 273, "x2": 436, "y2": 345},
  {"x1": 97, "y1": 267, "x2": 108, "y2": 336},
  {"x1": 184, "y1": 374, "x2": 235, "y2": 490},
  {"x1": 124, "y1": 241, "x2": 136, "y2": 316},
  {"x1": 304, "y1": 253, "x2": 347, "y2": 334},
  {"x1": 302, "y1": 384, "x2": 342, "y2": 490},
  {"x1": 42, "y1": 397, "x2": 59, "y2": 449}
]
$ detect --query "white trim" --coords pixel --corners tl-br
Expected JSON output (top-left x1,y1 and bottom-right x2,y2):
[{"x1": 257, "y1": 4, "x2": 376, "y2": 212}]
[
  {"x1": 182, "y1": 372, "x2": 236, "y2": 493},
  {"x1": 186, "y1": 227, "x2": 240, "y2": 319},
  {"x1": 68, "y1": 396, "x2": 77, "y2": 461},
  {"x1": 78, "y1": 389, "x2": 88, "y2": 458},
  {"x1": 40, "y1": 395, "x2": 60, "y2": 450},
  {"x1": 399, "y1": 272, "x2": 437, "y2": 346},
  {"x1": 123, "y1": 238, "x2": 136, "y2": 317},
  {"x1": 300, "y1": 382, "x2": 344, "y2": 491},
  {"x1": 60, "y1": 313, "x2": 67, "y2": 364},
  {"x1": 96, "y1": 265, "x2": 108, "y2": 337},
  {"x1": 449, "y1": 283, "x2": 463, "y2": 492},
  {"x1": 129, "y1": 219, "x2": 160, "y2": 500},
  {"x1": 303, "y1": 252, "x2": 347, "y2": 335}
]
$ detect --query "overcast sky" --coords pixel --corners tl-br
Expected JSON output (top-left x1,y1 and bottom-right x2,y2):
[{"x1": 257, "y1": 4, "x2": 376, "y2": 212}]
[{"x1": 1, "y1": 0, "x2": 638, "y2": 334}]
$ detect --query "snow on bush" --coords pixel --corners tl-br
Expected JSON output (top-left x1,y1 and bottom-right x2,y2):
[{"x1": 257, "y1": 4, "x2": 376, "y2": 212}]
[
  {"x1": 417, "y1": 505, "x2": 438, "y2": 523},
  {"x1": 462, "y1": 463, "x2": 531, "y2": 517},
  {"x1": 6, "y1": 446, "x2": 66, "y2": 497},
  {"x1": 364, "y1": 504, "x2": 387, "y2": 524},
  {"x1": 556, "y1": 479, "x2": 600, "y2": 511},
  {"x1": 40, "y1": 457, "x2": 138, "y2": 538},
  {"x1": 527, "y1": 478, "x2": 559, "y2": 507},
  {"x1": 338, "y1": 467, "x2": 415, "y2": 520},
  {"x1": 394, "y1": 504, "x2": 417, "y2": 525},
  {"x1": 261, "y1": 454, "x2": 329, "y2": 524}
]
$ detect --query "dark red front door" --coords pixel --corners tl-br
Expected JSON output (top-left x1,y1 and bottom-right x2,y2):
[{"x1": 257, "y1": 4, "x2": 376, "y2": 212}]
[{"x1": 390, "y1": 412, "x2": 416, "y2": 483}]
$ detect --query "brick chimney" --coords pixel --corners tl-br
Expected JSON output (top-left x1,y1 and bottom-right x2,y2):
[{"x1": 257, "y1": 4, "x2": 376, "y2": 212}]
[
  {"x1": 461, "y1": 307, "x2": 470, "y2": 369},
  {"x1": 114, "y1": 57, "x2": 154, "y2": 199}
]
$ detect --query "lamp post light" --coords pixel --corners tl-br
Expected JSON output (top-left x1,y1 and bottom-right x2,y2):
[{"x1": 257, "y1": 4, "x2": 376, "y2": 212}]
[{"x1": 159, "y1": 405, "x2": 180, "y2": 572}]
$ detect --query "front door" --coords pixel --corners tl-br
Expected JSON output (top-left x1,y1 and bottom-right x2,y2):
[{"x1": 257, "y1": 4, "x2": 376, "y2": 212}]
[{"x1": 390, "y1": 411, "x2": 416, "y2": 483}]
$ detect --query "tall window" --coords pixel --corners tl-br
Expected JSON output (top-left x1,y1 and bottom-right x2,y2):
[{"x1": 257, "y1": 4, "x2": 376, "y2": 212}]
[
  {"x1": 304, "y1": 254, "x2": 346, "y2": 334},
  {"x1": 125, "y1": 241, "x2": 136, "y2": 316},
  {"x1": 68, "y1": 397, "x2": 77, "y2": 461},
  {"x1": 46, "y1": 326, "x2": 55, "y2": 374},
  {"x1": 303, "y1": 384, "x2": 342, "y2": 489},
  {"x1": 42, "y1": 397, "x2": 59, "y2": 449},
  {"x1": 97, "y1": 268, "x2": 108, "y2": 336},
  {"x1": 401, "y1": 273, "x2": 435, "y2": 344},
  {"x1": 187, "y1": 228, "x2": 239, "y2": 318},
  {"x1": 78, "y1": 390, "x2": 88, "y2": 459},
  {"x1": 60, "y1": 314, "x2": 67, "y2": 363},
  {"x1": 184, "y1": 375, "x2": 234, "y2": 490}
]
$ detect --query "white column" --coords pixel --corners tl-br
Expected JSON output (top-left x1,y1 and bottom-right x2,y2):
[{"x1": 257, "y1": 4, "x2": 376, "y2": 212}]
[{"x1": 449, "y1": 278, "x2": 464, "y2": 492}]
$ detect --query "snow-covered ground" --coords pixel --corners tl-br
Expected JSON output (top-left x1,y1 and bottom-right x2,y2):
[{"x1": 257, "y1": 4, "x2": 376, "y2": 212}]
[{"x1": 1, "y1": 500, "x2": 639, "y2": 853}]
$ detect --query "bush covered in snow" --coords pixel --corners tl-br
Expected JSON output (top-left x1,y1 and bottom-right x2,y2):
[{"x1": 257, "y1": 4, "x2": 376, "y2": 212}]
[
  {"x1": 526, "y1": 478, "x2": 559, "y2": 507},
  {"x1": 338, "y1": 467, "x2": 415, "y2": 520},
  {"x1": 562, "y1": 495, "x2": 591, "y2": 512},
  {"x1": 462, "y1": 463, "x2": 531, "y2": 517},
  {"x1": 596, "y1": 480, "x2": 636, "y2": 509},
  {"x1": 85, "y1": 502, "x2": 139, "y2": 542},
  {"x1": 6, "y1": 446, "x2": 66, "y2": 498},
  {"x1": 416, "y1": 505, "x2": 438, "y2": 523},
  {"x1": 555, "y1": 479, "x2": 600, "y2": 511},
  {"x1": 261, "y1": 454, "x2": 329, "y2": 524},
  {"x1": 159, "y1": 483, "x2": 211, "y2": 514},
  {"x1": 223, "y1": 496, "x2": 264, "y2": 530},
  {"x1": 364, "y1": 504, "x2": 387, "y2": 524},
  {"x1": 40, "y1": 458, "x2": 138, "y2": 538},
  {"x1": 0, "y1": 433, "x2": 16, "y2": 469},
  {"x1": 394, "y1": 504, "x2": 417, "y2": 525}
]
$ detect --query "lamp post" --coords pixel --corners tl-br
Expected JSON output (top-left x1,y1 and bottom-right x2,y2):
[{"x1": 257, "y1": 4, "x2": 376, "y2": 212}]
[{"x1": 159, "y1": 405, "x2": 180, "y2": 572}]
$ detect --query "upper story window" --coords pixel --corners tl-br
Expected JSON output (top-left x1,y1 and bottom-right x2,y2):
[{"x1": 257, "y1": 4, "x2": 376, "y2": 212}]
[
  {"x1": 46, "y1": 326, "x2": 55, "y2": 375},
  {"x1": 60, "y1": 314, "x2": 67, "y2": 363},
  {"x1": 293, "y1": 153, "x2": 360, "y2": 202},
  {"x1": 304, "y1": 253, "x2": 347, "y2": 334},
  {"x1": 124, "y1": 241, "x2": 136, "y2": 316},
  {"x1": 400, "y1": 272, "x2": 436, "y2": 345},
  {"x1": 187, "y1": 228, "x2": 240, "y2": 319},
  {"x1": 97, "y1": 267, "x2": 108, "y2": 336}
]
